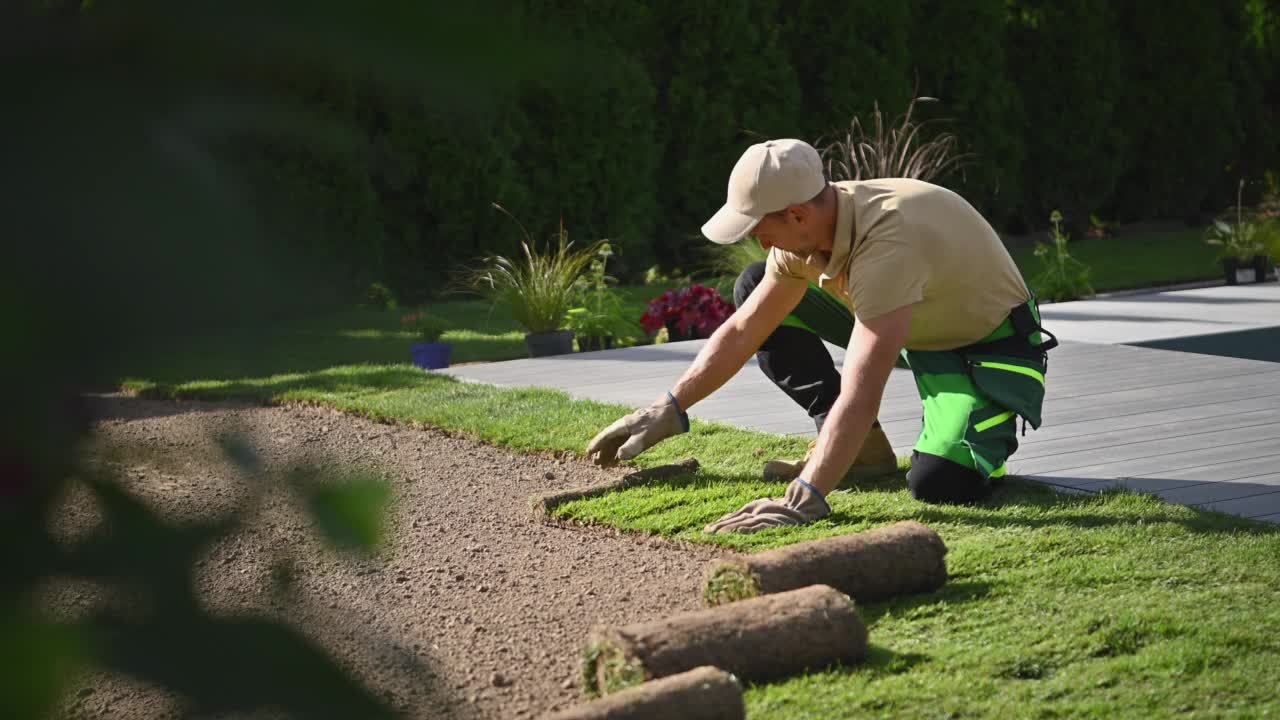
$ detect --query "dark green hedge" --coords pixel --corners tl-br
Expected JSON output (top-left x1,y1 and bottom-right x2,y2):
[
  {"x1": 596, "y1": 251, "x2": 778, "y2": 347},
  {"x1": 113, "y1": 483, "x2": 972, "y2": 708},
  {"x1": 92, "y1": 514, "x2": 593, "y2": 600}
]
[{"x1": 237, "y1": 0, "x2": 1278, "y2": 300}]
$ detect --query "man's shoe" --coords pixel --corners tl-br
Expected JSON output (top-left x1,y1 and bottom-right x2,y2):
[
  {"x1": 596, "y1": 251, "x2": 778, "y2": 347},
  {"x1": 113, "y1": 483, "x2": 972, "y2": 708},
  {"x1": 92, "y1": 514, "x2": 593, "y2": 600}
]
[{"x1": 763, "y1": 426, "x2": 899, "y2": 485}]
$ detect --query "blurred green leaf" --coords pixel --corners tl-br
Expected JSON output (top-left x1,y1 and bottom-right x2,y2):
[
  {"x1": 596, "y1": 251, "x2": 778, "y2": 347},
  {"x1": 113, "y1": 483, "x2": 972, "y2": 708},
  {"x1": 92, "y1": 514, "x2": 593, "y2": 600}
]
[
  {"x1": 304, "y1": 478, "x2": 391, "y2": 553},
  {"x1": 0, "y1": 611, "x2": 87, "y2": 720}
]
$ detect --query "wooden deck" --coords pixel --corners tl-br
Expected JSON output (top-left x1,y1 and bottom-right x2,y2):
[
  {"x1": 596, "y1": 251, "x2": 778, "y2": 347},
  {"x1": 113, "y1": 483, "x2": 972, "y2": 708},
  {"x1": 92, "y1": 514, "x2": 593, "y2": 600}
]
[{"x1": 443, "y1": 336, "x2": 1280, "y2": 524}]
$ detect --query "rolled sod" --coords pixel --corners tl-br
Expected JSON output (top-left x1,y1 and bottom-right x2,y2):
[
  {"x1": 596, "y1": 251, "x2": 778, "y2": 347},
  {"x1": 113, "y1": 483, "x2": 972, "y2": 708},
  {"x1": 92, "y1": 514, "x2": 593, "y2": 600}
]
[
  {"x1": 581, "y1": 584, "x2": 867, "y2": 696},
  {"x1": 542, "y1": 666, "x2": 743, "y2": 720},
  {"x1": 702, "y1": 520, "x2": 948, "y2": 607},
  {"x1": 530, "y1": 458, "x2": 700, "y2": 520}
]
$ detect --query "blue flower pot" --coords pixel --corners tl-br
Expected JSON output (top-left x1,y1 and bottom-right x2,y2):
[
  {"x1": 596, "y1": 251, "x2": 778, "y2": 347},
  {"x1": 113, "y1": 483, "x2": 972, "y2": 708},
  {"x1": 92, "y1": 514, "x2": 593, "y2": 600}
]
[{"x1": 410, "y1": 342, "x2": 452, "y2": 370}]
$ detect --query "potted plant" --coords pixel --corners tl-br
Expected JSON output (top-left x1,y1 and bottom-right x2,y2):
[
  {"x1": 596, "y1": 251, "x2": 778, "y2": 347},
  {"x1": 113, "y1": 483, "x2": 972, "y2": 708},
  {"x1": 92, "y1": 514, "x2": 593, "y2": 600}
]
[
  {"x1": 639, "y1": 284, "x2": 735, "y2": 342},
  {"x1": 1206, "y1": 179, "x2": 1275, "y2": 285},
  {"x1": 1265, "y1": 224, "x2": 1280, "y2": 280},
  {"x1": 402, "y1": 311, "x2": 451, "y2": 369},
  {"x1": 456, "y1": 205, "x2": 604, "y2": 358},
  {"x1": 564, "y1": 241, "x2": 639, "y2": 352},
  {"x1": 566, "y1": 307, "x2": 615, "y2": 351}
]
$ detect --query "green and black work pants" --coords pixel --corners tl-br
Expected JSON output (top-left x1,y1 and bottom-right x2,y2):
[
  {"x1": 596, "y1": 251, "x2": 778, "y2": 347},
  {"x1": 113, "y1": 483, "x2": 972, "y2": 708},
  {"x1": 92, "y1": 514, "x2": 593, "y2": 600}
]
[{"x1": 734, "y1": 261, "x2": 1057, "y2": 504}]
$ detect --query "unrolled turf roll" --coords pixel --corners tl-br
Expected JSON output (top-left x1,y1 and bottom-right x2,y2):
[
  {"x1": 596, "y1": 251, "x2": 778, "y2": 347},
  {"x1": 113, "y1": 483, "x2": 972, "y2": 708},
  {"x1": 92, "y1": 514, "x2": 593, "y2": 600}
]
[
  {"x1": 530, "y1": 459, "x2": 701, "y2": 521},
  {"x1": 702, "y1": 520, "x2": 947, "y2": 606},
  {"x1": 542, "y1": 666, "x2": 743, "y2": 720},
  {"x1": 581, "y1": 584, "x2": 866, "y2": 696}
]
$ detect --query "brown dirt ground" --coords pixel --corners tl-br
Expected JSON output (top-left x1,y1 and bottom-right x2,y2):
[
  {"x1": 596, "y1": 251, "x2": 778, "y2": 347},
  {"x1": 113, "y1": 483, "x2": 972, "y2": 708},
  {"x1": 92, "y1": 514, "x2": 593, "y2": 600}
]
[{"x1": 52, "y1": 395, "x2": 730, "y2": 720}]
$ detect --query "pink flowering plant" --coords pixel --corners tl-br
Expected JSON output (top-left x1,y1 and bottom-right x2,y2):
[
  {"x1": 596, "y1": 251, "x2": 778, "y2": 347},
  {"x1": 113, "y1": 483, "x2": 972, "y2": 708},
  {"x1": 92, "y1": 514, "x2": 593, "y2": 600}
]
[{"x1": 640, "y1": 284, "x2": 735, "y2": 340}]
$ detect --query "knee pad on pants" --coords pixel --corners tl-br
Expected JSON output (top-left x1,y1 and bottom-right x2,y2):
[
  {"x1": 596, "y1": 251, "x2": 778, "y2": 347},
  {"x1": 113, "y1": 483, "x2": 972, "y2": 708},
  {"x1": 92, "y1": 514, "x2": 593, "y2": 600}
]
[{"x1": 907, "y1": 451, "x2": 992, "y2": 504}]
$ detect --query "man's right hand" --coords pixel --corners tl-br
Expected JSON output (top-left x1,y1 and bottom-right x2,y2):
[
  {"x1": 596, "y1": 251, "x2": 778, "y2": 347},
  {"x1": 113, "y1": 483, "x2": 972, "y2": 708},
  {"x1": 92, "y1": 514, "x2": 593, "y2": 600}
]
[{"x1": 586, "y1": 393, "x2": 689, "y2": 466}]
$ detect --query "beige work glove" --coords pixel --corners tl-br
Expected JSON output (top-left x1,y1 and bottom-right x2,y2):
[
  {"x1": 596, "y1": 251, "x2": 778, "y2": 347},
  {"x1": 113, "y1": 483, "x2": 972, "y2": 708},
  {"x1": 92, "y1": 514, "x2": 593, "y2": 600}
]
[
  {"x1": 702, "y1": 478, "x2": 830, "y2": 534},
  {"x1": 587, "y1": 392, "x2": 689, "y2": 466}
]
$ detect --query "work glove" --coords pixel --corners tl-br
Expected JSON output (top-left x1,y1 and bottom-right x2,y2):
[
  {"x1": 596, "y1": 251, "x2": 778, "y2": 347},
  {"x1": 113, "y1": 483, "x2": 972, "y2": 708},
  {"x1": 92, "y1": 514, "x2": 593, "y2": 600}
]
[
  {"x1": 587, "y1": 391, "x2": 689, "y2": 466},
  {"x1": 702, "y1": 478, "x2": 830, "y2": 534}
]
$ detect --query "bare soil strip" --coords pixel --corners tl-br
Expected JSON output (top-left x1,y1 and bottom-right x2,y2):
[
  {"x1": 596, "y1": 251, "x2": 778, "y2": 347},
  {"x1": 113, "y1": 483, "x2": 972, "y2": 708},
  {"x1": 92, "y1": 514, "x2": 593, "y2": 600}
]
[{"x1": 57, "y1": 395, "x2": 730, "y2": 719}]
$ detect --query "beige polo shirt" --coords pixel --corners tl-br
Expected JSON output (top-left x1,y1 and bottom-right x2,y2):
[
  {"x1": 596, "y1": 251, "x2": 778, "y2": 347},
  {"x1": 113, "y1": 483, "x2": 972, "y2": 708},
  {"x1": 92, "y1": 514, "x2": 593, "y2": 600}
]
[{"x1": 765, "y1": 178, "x2": 1030, "y2": 351}]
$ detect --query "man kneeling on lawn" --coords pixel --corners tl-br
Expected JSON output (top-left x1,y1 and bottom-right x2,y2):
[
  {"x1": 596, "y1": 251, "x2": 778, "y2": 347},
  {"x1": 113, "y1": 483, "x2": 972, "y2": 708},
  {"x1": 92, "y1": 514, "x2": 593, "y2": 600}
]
[{"x1": 587, "y1": 139, "x2": 1057, "y2": 534}]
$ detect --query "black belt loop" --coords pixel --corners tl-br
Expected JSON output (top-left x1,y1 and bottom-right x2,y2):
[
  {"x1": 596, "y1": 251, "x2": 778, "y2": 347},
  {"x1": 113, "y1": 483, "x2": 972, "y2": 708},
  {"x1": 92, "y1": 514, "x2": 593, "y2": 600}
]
[
  {"x1": 1012, "y1": 298, "x2": 1059, "y2": 353},
  {"x1": 956, "y1": 299, "x2": 1059, "y2": 358}
]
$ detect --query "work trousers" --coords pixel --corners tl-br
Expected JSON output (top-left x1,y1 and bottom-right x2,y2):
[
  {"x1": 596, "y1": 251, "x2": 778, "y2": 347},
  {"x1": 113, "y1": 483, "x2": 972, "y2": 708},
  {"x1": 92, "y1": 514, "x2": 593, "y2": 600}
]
[{"x1": 734, "y1": 262, "x2": 1052, "y2": 504}]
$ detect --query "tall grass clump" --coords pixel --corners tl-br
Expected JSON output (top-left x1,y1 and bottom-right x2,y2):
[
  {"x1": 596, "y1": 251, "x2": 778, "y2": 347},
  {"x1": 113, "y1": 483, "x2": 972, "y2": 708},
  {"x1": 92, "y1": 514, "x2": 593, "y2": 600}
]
[{"x1": 818, "y1": 96, "x2": 972, "y2": 183}]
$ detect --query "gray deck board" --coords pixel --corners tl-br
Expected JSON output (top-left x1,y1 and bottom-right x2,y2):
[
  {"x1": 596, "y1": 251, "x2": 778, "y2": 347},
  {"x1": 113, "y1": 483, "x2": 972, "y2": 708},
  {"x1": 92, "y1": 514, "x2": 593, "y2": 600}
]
[
  {"x1": 1005, "y1": 408, "x2": 1280, "y2": 462},
  {"x1": 443, "y1": 284, "x2": 1280, "y2": 522},
  {"x1": 1119, "y1": 453, "x2": 1280, "y2": 486},
  {"x1": 1192, "y1": 487, "x2": 1280, "y2": 518},
  {"x1": 1156, "y1": 473, "x2": 1280, "y2": 505},
  {"x1": 1014, "y1": 425, "x2": 1280, "y2": 476},
  {"x1": 1019, "y1": 439, "x2": 1280, "y2": 486}
]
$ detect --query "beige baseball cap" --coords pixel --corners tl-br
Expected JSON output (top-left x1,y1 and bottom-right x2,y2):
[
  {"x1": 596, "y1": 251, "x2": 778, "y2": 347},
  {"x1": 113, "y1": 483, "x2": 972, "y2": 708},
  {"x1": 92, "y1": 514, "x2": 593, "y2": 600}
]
[{"x1": 701, "y1": 138, "x2": 826, "y2": 245}]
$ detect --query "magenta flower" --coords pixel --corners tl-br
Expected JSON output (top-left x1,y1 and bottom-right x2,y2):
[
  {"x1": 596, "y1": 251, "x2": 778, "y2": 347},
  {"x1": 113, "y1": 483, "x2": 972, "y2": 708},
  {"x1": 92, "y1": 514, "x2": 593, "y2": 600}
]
[{"x1": 640, "y1": 284, "x2": 735, "y2": 340}]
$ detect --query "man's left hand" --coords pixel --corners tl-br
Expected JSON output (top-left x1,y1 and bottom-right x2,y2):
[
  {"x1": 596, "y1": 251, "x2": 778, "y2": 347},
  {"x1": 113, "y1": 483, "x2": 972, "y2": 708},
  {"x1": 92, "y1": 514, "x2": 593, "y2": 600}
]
[{"x1": 702, "y1": 478, "x2": 830, "y2": 534}]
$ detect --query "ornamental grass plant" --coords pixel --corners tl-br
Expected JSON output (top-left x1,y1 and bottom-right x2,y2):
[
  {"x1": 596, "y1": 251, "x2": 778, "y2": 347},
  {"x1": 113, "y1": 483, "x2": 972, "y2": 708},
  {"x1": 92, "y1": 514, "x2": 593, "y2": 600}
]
[
  {"x1": 818, "y1": 96, "x2": 973, "y2": 184},
  {"x1": 455, "y1": 204, "x2": 605, "y2": 335}
]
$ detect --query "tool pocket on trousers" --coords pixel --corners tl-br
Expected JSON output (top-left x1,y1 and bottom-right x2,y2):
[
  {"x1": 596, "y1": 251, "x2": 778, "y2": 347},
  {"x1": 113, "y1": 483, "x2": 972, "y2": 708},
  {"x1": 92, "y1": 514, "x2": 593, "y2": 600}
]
[
  {"x1": 967, "y1": 354, "x2": 1047, "y2": 429},
  {"x1": 963, "y1": 405, "x2": 1019, "y2": 477}
]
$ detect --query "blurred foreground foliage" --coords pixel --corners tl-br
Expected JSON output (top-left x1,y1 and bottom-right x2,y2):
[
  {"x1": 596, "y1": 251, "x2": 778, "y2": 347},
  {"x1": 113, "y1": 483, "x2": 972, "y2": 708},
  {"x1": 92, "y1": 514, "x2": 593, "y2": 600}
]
[{"x1": 0, "y1": 2, "x2": 565, "y2": 717}]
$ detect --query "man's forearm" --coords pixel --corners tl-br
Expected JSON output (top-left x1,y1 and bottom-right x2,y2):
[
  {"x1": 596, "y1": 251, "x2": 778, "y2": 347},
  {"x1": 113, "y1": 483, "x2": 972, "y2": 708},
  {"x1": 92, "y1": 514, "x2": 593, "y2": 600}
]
[{"x1": 669, "y1": 320, "x2": 758, "y2": 410}]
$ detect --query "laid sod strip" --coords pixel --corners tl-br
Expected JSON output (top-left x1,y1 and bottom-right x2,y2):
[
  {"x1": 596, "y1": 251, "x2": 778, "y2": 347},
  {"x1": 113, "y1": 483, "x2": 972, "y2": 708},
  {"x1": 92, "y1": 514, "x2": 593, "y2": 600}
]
[
  {"x1": 702, "y1": 520, "x2": 948, "y2": 607},
  {"x1": 581, "y1": 585, "x2": 867, "y2": 697},
  {"x1": 544, "y1": 666, "x2": 744, "y2": 720},
  {"x1": 530, "y1": 459, "x2": 702, "y2": 521}
]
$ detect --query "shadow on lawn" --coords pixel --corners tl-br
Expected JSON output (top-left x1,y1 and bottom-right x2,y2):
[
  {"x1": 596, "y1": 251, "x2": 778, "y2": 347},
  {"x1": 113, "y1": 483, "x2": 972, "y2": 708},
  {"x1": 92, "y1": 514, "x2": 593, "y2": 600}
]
[
  {"x1": 116, "y1": 366, "x2": 441, "y2": 422},
  {"x1": 798, "y1": 644, "x2": 932, "y2": 686},
  {"x1": 149, "y1": 366, "x2": 436, "y2": 403},
  {"x1": 111, "y1": 328, "x2": 525, "y2": 389},
  {"x1": 900, "y1": 475, "x2": 1277, "y2": 536},
  {"x1": 87, "y1": 393, "x2": 250, "y2": 423},
  {"x1": 107, "y1": 330, "x2": 414, "y2": 387}
]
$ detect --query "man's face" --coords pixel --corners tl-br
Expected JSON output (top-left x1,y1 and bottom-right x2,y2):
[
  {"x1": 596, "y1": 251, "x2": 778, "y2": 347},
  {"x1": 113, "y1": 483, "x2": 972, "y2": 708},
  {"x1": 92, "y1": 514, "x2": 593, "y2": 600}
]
[{"x1": 750, "y1": 206, "x2": 820, "y2": 257}]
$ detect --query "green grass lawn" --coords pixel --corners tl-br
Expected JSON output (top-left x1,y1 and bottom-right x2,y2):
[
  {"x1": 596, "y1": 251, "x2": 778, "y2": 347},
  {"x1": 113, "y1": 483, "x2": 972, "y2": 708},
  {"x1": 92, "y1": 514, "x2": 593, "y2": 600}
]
[
  {"x1": 113, "y1": 287, "x2": 660, "y2": 387},
  {"x1": 1009, "y1": 228, "x2": 1219, "y2": 293},
  {"x1": 128, "y1": 365, "x2": 1280, "y2": 719}
]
